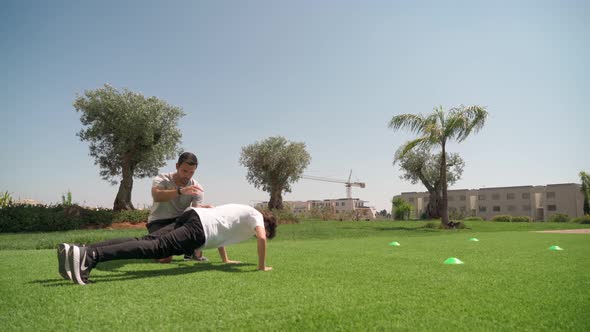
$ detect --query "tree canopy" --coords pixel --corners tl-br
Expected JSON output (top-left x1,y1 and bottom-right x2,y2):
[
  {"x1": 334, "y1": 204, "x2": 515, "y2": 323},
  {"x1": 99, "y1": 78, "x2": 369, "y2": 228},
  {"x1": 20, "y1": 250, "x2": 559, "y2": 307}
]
[
  {"x1": 239, "y1": 136, "x2": 311, "y2": 210},
  {"x1": 395, "y1": 146, "x2": 465, "y2": 218},
  {"x1": 74, "y1": 84, "x2": 184, "y2": 210}
]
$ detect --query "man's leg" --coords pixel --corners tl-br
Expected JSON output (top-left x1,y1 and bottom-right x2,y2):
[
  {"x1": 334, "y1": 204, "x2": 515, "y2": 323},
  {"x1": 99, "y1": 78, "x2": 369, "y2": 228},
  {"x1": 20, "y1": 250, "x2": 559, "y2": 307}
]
[
  {"x1": 69, "y1": 210, "x2": 205, "y2": 285},
  {"x1": 149, "y1": 218, "x2": 190, "y2": 263}
]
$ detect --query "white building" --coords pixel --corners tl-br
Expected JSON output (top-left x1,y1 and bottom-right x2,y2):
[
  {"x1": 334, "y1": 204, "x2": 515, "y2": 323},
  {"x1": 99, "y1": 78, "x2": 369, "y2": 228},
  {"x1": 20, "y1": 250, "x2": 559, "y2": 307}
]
[{"x1": 256, "y1": 198, "x2": 377, "y2": 220}]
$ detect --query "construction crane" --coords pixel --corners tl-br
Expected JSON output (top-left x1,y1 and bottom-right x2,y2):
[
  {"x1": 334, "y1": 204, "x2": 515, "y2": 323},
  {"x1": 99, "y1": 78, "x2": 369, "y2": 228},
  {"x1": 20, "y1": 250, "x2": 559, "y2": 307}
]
[{"x1": 301, "y1": 170, "x2": 366, "y2": 199}]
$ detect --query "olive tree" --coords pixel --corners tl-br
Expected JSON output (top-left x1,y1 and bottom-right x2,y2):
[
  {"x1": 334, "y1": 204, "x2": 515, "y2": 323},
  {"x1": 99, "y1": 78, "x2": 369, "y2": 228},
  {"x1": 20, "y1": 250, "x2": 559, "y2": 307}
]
[
  {"x1": 74, "y1": 84, "x2": 184, "y2": 211},
  {"x1": 395, "y1": 146, "x2": 465, "y2": 219},
  {"x1": 240, "y1": 136, "x2": 311, "y2": 210}
]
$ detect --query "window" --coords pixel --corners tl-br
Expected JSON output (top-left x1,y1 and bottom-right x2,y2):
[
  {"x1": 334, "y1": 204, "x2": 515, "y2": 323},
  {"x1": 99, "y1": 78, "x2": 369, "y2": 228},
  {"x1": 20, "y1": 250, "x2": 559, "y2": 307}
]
[
  {"x1": 492, "y1": 194, "x2": 500, "y2": 200},
  {"x1": 522, "y1": 193, "x2": 530, "y2": 199},
  {"x1": 460, "y1": 195, "x2": 466, "y2": 201},
  {"x1": 493, "y1": 206, "x2": 501, "y2": 212},
  {"x1": 547, "y1": 205, "x2": 557, "y2": 211},
  {"x1": 547, "y1": 192, "x2": 556, "y2": 199},
  {"x1": 478, "y1": 195, "x2": 486, "y2": 201},
  {"x1": 522, "y1": 205, "x2": 531, "y2": 211},
  {"x1": 479, "y1": 206, "x2": 487, "y2": 212},
  {"x1": 507, "y1": 193, "x2": 515, "y2": 200}
]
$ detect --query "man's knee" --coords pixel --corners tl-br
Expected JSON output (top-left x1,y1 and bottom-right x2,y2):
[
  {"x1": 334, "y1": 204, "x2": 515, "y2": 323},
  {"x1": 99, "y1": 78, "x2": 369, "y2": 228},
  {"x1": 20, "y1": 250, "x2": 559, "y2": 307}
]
[{"x1": 156, "y1": 256, "x2": 173, "y2": 264}]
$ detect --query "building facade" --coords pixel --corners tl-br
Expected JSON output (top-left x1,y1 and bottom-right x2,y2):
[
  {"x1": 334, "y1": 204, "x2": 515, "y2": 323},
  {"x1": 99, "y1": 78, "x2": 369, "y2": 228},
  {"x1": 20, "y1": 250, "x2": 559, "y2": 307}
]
[
  {"x1": 393, "y1": 183, "x2": 584, "y2": 221},
  {"x1": 256, "y1": 198, "x2": 377, "y2": 220}
]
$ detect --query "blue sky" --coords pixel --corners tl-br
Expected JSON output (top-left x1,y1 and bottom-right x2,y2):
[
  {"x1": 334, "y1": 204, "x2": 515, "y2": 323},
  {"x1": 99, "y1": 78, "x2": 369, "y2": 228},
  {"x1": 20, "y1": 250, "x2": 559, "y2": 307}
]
[{"x1": 1, "y1": 0, "x2": 588, "y2": 211}]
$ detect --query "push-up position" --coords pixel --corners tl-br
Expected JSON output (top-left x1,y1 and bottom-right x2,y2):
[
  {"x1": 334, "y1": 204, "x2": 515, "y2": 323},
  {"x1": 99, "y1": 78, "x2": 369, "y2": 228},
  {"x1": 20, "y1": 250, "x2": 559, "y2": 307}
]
[{"x1": 57, "y1": 204, "x2": 277, "y2": 285}]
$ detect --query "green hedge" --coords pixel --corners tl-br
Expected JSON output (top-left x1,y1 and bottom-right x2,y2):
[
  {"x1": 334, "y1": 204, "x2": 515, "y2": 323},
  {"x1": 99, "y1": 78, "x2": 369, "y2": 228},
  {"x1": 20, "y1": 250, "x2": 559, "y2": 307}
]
[
  {"x1": 491, "y1": 215, "x2": 512, "y2": 222},
  {"x1": 511, "y1": 216, "x2": 532, "y2": 223},
  {"x1": 571, "y1": 215, "x2": 590, "y2": 224},
  {"x1": 547, "y1": 213, "x2": 569, "y2": 223},
  {"x1": 463, "y1": 216, "x2": 484, "y2": 221},
  {"x1": 0, "y1": 204, "x2": 149, "y2": 233}
]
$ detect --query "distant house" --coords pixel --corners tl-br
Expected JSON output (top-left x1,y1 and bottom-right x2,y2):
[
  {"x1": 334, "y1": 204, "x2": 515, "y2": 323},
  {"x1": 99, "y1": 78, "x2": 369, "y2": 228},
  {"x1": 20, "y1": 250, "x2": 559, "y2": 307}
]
[
  {"x1": 14, "y1": 198, "x2": 43, "y2": 206},
  {"x1": 393, "y1": 183, "x2": 584, "y2": 221},
  {"x1": 256, "y1": 198, "x2": 377, "y2": 220}
]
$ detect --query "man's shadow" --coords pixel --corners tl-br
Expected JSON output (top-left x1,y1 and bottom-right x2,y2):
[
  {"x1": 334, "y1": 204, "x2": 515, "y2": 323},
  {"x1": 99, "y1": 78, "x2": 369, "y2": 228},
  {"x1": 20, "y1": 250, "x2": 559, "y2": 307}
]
[{"x1": 33, "y1": 261, "x2": 256, "y2": 287}]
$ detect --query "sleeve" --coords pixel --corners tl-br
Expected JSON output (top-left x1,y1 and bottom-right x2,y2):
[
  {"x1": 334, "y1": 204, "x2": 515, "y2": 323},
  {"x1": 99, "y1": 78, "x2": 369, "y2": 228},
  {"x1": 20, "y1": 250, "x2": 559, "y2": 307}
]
[
  {"x1": 252, "y1": 211, "x2": 264, "y2": 228},
  {"x1": 152, "y1": 174, "x2": 165, "y2": 188}
]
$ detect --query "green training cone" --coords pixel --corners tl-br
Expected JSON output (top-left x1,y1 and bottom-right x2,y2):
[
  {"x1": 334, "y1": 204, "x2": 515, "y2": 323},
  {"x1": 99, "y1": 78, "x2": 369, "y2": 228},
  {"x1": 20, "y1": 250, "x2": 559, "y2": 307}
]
[
  {"x1": 443, "y1": 257, "x2": 464, "y2": 264},
  {"x1": 468, "y1": 238, "x2": 479, "y2": 242},
  {"x1": 549, "y1": 245, "x2": 564, "y2": 251},
  {"x1": 389, "y1": 241, "x2": 401, "y2": 246}
]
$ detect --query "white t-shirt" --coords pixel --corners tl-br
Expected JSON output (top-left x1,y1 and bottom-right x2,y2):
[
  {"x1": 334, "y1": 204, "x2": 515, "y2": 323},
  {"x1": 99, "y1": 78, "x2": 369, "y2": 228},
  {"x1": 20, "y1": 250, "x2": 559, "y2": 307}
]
[
  {"x1": 148, "y1": 172, "x2": 203, "y2": 222},
  {"x1": 190, "y1": 204, "x2": 264, "y2": 250}
]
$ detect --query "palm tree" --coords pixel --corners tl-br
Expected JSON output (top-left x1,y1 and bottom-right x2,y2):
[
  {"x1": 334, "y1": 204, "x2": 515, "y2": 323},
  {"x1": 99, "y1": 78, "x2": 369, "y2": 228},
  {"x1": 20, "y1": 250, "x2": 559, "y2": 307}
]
[
  {"x1": 389, "y1": 105, "x2": 488, "y2": 227},
  {"x1": 580, "y1": 171, "x2": 590, "y2": 215}
]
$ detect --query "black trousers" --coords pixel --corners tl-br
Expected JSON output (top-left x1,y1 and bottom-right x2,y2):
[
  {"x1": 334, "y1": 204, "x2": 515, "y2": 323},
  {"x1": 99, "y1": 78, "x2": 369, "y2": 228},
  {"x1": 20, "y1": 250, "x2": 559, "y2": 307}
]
[
  {"x1": 92, "y1": 210, "x2": 206, "y2": 263},
  {"x1": 146, "y1": 217, "x2": 178, "y2": 234}
]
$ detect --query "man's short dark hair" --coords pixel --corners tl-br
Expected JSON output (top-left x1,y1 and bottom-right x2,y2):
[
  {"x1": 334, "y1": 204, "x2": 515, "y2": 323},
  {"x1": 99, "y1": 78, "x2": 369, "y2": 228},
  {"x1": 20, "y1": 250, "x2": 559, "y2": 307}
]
[
  {"x1": 178, "y1": 152, "x2": 198, "y2": 167},
  {"x1": 262, "y1": 211, "x2": 277, "y2": 239}
]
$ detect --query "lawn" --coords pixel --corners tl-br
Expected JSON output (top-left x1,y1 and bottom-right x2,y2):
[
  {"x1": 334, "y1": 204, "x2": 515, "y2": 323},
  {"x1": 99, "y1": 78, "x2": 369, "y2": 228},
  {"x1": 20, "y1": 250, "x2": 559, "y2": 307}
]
[{"x1": 1, "y1": 220, "x2": 589, "y2": 331}]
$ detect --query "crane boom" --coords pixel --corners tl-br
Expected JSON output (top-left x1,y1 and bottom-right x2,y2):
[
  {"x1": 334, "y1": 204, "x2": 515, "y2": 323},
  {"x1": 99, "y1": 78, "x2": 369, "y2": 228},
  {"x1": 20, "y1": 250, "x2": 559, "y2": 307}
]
[{"x1": 301, "y1": 172, "x2": 366, "y2": 199}]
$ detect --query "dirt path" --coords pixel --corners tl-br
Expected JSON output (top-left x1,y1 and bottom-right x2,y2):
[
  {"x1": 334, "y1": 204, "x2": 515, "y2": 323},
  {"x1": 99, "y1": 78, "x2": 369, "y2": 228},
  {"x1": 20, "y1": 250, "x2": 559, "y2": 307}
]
[{"x1": 533, "y1": 229, "x2": 590, "y2": 234}]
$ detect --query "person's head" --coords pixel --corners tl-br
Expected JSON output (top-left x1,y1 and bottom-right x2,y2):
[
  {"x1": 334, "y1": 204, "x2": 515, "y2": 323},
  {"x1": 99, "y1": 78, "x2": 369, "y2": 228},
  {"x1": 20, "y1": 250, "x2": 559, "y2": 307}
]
[
  {"x1": 175, "y1": 152, "x2": 198, "y2": 184},
  {"x1": 262, "y1": 211, "x2": 277, "y2": 239}
]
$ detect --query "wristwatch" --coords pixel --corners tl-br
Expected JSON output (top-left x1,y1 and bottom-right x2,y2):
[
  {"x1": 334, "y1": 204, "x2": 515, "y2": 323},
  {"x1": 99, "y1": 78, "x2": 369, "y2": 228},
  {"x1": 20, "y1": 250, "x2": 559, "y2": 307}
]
[{"x1": 177, "y1": 186, "x2": 182, "y2": 196}]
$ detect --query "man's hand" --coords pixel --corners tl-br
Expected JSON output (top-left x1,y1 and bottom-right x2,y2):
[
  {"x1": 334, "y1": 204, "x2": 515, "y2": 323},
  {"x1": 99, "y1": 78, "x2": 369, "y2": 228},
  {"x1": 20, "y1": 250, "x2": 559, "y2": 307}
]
[
  {"x1": 180, "y1": 184, "x2": 204, "y2": 196},
  {"x1": 258, "y1": 266, "x2": 273, "y2": 271},
  {"x1": 223, "y1": 259, "x2": 242, "y2": 264}
]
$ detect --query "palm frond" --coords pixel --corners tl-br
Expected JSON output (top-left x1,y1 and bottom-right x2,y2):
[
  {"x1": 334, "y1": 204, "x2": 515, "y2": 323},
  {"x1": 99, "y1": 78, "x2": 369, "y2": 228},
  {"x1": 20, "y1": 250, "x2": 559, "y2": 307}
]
[
  {"x1": 388, "y1": 113, "x2": 428, "y2": 135},
  {"x1": 397, "y1": 137, "x2": 431, "y2": 159},
  {"x1": 448, "y1": 105, "x2": 488, "y2": 142}
]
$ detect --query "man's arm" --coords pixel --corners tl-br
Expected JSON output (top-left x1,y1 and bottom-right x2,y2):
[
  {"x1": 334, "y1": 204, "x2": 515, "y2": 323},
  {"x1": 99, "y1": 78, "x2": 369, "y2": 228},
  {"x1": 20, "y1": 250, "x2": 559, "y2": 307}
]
[
  {"x1": 152, "y1": 184, "x2": 204, "y2": 202},
  {"x1": 193, "y1": 203, "x2": 214, "y2": 208},
  {"x1": 217, "y1": 247, "x2": 241, "y2": 264},
  {"x1": 255, "y1": 226, "x2": 272, "y2": 271}
]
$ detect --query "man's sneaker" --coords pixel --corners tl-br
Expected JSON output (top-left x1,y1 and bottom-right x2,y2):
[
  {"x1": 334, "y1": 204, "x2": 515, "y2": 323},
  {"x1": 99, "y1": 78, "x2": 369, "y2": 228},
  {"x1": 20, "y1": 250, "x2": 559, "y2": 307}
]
[
  {"x1": 184, "y1": 254, "x2": 209, "y2": 262},
  {"x1": 57, "y1": 243, "x2": 71, "y2": 280},
  {"x1": 69, "y1": 245, "x2": 96, "y2": 285}
]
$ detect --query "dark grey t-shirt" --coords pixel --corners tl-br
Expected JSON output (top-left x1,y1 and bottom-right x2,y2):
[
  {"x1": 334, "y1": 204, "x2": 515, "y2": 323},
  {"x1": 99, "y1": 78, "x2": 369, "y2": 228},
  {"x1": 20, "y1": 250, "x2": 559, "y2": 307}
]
[{"x1": 148, "y1": 172, "x2": 203, "y2": 222}]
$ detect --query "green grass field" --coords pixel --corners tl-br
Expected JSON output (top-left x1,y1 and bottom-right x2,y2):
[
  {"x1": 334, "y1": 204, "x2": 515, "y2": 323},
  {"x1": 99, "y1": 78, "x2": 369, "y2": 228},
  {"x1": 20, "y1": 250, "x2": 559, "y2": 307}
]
[{"x1": 1, "y1": 220, "x2": 589, "y2": 331}]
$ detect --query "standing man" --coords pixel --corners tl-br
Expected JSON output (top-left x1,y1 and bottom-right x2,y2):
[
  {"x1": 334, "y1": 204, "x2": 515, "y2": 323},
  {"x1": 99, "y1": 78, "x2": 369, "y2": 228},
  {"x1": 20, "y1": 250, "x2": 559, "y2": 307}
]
[{"x1": 149, "y1": 152, "x2": 212, "y2": 262}]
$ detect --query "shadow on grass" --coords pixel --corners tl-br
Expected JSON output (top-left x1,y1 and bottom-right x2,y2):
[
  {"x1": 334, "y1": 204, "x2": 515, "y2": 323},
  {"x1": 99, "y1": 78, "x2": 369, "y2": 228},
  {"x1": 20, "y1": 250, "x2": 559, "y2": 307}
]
[{"x1": 34, "y1": 261, "x2": 256, "y2": 287}]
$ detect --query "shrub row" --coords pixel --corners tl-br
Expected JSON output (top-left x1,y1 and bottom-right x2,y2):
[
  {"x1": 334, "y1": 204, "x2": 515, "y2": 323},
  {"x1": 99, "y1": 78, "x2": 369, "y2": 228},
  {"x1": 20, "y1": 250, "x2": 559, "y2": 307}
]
[
  {"x1": 547, "y1": 213, "x2": 569, "y2": 223},
  {"x1": 0, "y1": 204, "x2": 149, "y2": 233},
  {"x1": 571, "y1": 215, "x2": 590, "y2": 224},
  {"x1": 463, "y1": 216, "x2": 484, "y2": 221},
  {"x1": 489, "y1": 215, "x2": 532, "y2": 222},
  {"x1": 255, "y1": 207, "x2": 300, "y2": 224}
]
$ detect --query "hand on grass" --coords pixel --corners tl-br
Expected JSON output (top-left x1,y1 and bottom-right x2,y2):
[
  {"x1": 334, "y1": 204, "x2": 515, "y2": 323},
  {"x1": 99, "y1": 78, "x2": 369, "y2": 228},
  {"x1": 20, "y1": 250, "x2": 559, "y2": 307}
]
[
  {"x1": 223, "y1": 259, "x2": 242, "y2": 264},
  {"x1": 258, "y1": 266, "x2": 272, "y2": 271}
]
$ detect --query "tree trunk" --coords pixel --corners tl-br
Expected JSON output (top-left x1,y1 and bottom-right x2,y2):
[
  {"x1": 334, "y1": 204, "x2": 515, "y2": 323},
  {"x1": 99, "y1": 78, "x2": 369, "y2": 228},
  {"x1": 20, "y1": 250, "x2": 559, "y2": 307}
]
[
  {"x1": 440, "y1": 142, "x2": 449, "y2": 226},
  {"x1": 426, "y1": 191, "x2": 442, "y2": 219},
  {"x1": 113, "y1": 158, "x2": 135, "y2": 211},
  {"x1": 268, "y1": 188, "x2": 283, "y2": 210}
]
